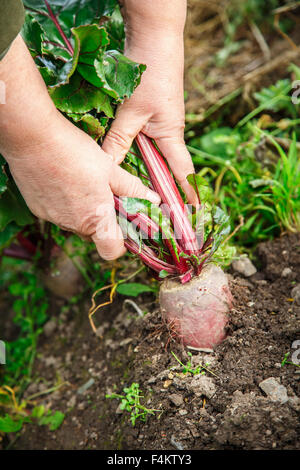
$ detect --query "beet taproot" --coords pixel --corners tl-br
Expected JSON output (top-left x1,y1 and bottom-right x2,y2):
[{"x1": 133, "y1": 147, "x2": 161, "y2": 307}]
[{"x1": 159, "y1": 264, "x2": 232, "y2": 349}]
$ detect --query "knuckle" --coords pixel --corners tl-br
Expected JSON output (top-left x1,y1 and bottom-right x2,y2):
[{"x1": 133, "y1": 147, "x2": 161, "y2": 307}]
[
  {"x1": 106, "y1": 129, "x2": 131, "y2": 150},
  {"x1": 77, "y1": 214, "x2": 98, "y2": 238}
]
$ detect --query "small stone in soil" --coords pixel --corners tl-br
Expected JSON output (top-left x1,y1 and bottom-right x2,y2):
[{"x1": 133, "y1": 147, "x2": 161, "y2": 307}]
[
  {"x1": 291, "y1": 284, "x2": 300, "y2": 305},
  {"x1": 66, "y1": 395, "x2": 76, "y2": 408},
  {"x1": 281, "y1": 267, "x2": 292, "y2": 277},
  {"x1": 170, "y1": 435, "x2": 185, "y2": 450},
  {"x1": 43, "y1": 319, "x2": 57, "y2": 338},
  {"x1": 77, "y1": 378, "x2": 95, "y2": 395},
  {"x1": 169, "y1": 393, "x2": 184, "y2": 407},
  {"x1": 43, "y1": 356, "x2": 56, "y2": 367},
  {"x1": 259, "y1": 377, "x2": 288, "y2": 404},
  {"x1": 188, "y1": 375, "x2": 216, "y2": 398},
  {"x1": 232, "y1": 256, "x2": 257, "y2": 277},
  {"x1": 163, "y1": 379, "x2": 173, "y2": 389}
]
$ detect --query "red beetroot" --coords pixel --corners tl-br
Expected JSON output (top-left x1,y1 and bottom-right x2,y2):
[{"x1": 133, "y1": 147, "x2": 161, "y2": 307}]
[
  {"x1": 116, "y1": 133, "x2": 233, "y2": 350},
  {"x1": 159, "y1": 264, "x2": 232, "y2": 349}
]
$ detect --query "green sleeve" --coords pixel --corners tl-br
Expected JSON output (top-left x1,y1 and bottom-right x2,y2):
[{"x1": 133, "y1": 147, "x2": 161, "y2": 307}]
[{"x1": 0, "y1": 0, "x2": 25, "y2": 60}]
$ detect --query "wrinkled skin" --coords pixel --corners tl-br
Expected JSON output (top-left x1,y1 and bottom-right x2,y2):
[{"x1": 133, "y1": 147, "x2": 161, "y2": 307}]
[
  {"x1": 159, "y1": 264, "x2": 233, "y2": 349},
  {"x1": 0, "y1": 0, "x2": 196, "y2": 263},
  {"x1": 0, "y1": 36, "x2": 160, "y2": 261}
]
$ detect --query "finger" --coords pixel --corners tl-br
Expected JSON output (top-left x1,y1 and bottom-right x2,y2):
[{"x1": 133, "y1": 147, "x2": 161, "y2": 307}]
[
  {"x1": 110, "y1": 163, "x2": 161, "y2": 204},
  {"x1": 91, "y1": 200, "x2": 127, "y2": 261},
  {"x1": 154, "y1": 136, "x2": 198, "y2": 206},
  {"x1": 102, "y1": 106, "x2": 148, "y2": 164}
]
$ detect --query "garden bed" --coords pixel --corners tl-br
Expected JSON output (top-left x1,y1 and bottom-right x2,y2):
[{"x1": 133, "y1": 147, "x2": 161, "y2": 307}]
[{"x1": 7, "y1": 233, "x2": 299, "y2": 450}]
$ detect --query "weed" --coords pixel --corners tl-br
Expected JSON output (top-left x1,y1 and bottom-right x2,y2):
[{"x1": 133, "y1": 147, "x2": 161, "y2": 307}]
[
  {"x1": 187, "y1": 67, "x2": 300, "y2": 247},
  {"x1": 0, "y1": 387, "x2": 64, "y2": 438},
  {"x1": 250, "y1": 128, "x2": 300, "y2": 232},
  {"x1": 171, "y1": 351, "x2": 216, "y2": 377},
  {"x1": 106, "y1": 382, "x2": 160, "y2": 426},
  {"x1": 281, "y1": 352, "x2": 300, "y2": 369},
  {"x1": 3, "y1": 271, "x2": 49, "y2": 392}
]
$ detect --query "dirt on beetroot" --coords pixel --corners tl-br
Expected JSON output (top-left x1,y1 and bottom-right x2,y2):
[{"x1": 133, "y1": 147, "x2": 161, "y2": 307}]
[{"x1": 2, "y1": 233, "x2": 298, "y2": 451}]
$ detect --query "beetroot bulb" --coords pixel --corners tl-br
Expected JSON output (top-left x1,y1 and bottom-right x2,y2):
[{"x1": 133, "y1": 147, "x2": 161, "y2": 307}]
[
  {"x1": 159, "y1": 264, "x2": 233, "y2": 349},
  {"x1": 116, "y1": 133, "x2": 234, "y2": 349}
]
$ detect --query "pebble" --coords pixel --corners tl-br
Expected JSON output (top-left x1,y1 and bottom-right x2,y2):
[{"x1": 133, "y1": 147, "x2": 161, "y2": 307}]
[
  {"x1": 259, "y1": 377, "x2": 288, "y2": 404},
  {"x1": 288, "y1": 396, "x2": 300, "y2": 410},
  {"x1": 179, "y1": 409, "x2": 188, "y2": 416},
  {"x1": 77, "y1": 402, "x2": 86, "y2": 411},
  {"x1": 199, "y1": 408, "x2": 210, "y2": 418},
  {"x1": 170, "y1": 435, "x2": 185, "y2": 450},
  {"x1": 169, "y1": 393, "x2": 184, "y2": 407},
  {"x1": 65, "y1": 352, "x2": 72, "y2": 365},
  {"x1": 44, "y1": 356, "x2": 56, "y2": 367},
  {"x1": 147, "y1": 376, "x2": 157, "y2": 385},
  {"x1": 95, "y1": 322, "x2": 110, "y2": 337},
  {"x1": 232, "y1": 256, "x2": 257, "y2": 277},
  {"x1": 120, "y1": 338, "x2": 133, "y2": 347},
  {"x1": 77, "y1": 378, "x2": 95, "y2": 395},
  {"x1": 43, "y1": 319, "x2": 57, "y2": 338},
  {"x1": 188, "y1": 375, "x2": 216, "y2": 398},
  {"x1": 163, "y1": 380, "x2": 173, "y2": 389},
  {"x1": 66, "y1": 395, "x2": 76, "y2": 408},
  {"x1": 291, "y1": 284, "x2": 300, "y2": 305}
]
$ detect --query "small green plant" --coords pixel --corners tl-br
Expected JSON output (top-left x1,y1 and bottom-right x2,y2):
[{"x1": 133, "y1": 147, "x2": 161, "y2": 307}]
[
  {"x1": 171, "y1": 351, "x2": 216, "y2": 377},
  {"x1": 106, "y1": 382, "x2": 160, "y2": 426},
  {"x1": 0, "y1": 387, "x2": 64, "y2": 438},
  {"x1": 31, "y1": 405, "x2": 65, "y2": 431},
  {"x1": 0, "y1": 413, "x2": 28, "y2": 434},
  {"x1": 250, "y1": 128, "x2": 300, "y2": 233},
  {"x1": 281, "y1": 352, "x2": 300, "y2": 369},
  {"x1": 2, "y1": 271, "x2": 49, "y2": 392}
]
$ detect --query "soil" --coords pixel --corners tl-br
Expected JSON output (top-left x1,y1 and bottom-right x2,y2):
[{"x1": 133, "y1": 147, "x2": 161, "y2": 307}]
[{"x1": 4, "y1": 233, "x2": 299, "y2": 450}]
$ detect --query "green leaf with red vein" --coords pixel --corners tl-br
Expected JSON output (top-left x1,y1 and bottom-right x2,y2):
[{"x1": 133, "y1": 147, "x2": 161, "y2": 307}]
[{"x1": 23, "y1": 0, "x2": 118, "y2": 60}]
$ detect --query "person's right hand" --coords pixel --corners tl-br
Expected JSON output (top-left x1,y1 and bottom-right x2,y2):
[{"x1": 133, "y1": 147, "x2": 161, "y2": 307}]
[{"x1": 4, "y1": 110, "x2": 160, "y2": 260}]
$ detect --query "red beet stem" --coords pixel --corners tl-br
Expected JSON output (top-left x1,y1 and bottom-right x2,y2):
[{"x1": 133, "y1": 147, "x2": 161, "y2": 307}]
[
  {"x1": 135, "y1": 133, "x2": 199, "y2": 256},
  {"x1": 124, "y1": 238, "x2": 177, "y2": 275}
]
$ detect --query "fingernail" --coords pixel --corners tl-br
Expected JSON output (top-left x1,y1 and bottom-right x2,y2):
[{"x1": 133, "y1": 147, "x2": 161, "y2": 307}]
[{"x1": 146, "y1": 190, "x2": 161, "y2": 205}]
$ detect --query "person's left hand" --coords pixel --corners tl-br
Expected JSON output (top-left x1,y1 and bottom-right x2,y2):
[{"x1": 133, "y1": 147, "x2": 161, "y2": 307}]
[{"x1": 102, "y1": 32, "x2": 197, "y2": 205}]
